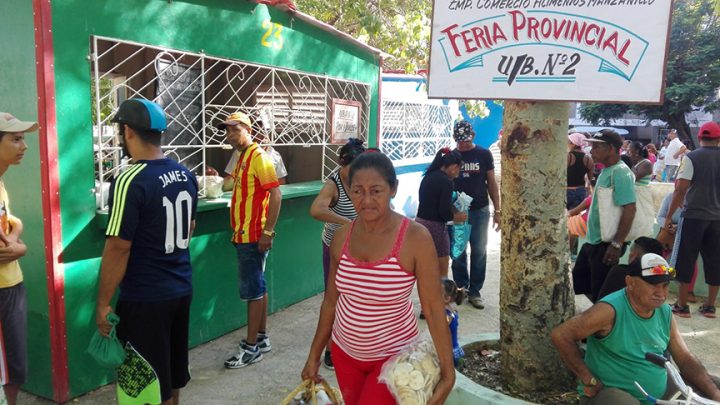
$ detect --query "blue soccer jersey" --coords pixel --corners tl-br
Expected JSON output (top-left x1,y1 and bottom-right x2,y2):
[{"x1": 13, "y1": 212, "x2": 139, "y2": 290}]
[{"x1": 106, "y1": 158, "x2": 198, "y2": 301}]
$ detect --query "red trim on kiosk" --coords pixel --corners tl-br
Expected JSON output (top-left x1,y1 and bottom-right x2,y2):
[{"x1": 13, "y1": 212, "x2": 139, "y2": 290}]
[{"x1": 33, "y1": 0, "x2": 69, "y2": 401}]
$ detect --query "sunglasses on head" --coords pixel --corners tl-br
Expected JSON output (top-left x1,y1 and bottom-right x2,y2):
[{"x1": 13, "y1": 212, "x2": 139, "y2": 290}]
[{"x1": 643, "y1": 264, "x2": 675, "y2": 277}]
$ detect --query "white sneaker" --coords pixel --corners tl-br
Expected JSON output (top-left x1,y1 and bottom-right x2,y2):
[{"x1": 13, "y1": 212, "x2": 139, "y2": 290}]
[
  {"x1": 224, "y1": 340, "x2": 263, "y2": 369},
  {"x1": 257, "y1": 336, "x2": 272, "y2": 353}
]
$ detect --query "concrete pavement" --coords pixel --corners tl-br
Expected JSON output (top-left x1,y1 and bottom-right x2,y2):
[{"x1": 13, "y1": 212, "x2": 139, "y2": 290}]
[{"x1": 20, "y1": 228, "x2": 720, "y2": 404}]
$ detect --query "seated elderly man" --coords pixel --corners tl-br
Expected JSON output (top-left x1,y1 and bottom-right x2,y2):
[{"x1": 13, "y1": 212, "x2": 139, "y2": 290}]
[{"x1": 552, "y1": 253, "x2": 720, "y2": 404}]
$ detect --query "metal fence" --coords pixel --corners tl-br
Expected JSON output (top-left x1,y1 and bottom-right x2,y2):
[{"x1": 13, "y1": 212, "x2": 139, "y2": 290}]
[
  {"x1": 380, "y1": 100, "x2": 453, "y2": 161},
  {"x1": 91, "y1": 36, "x2": 370, "y2": 206}
]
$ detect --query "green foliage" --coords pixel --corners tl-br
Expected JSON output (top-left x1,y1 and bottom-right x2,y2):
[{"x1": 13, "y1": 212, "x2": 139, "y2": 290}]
[
  {"x1": 578, "y1": 0, "x2": 720, "y2": 142},
  {"x1": 461, "y1": 100, "x2": 491, "y2": 119},
  {"x1": 578, "y1": 103, "x2": 628, "y2": 126},
  {"x1": 299, "y1": 2, "x2": 502, "y2": 119},
  {"x1": 90, "y1": 77, "x2": 116, "y2": 124},
  {"x1": 299, "y1": 0, "x2": 432, "y2": 72}
]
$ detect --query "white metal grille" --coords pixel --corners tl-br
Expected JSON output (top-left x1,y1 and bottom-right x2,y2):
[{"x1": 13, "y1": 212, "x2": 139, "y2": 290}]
[
  {"x1": 380, "y1": 100, "x2": 453, "y2": 161},
  {"x1": 91, "y1": 36, "x2": 370, "y2": 207}
]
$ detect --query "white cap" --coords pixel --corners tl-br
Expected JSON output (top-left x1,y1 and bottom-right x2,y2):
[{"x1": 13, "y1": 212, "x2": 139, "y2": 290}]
[{"x1": 0, "y1": 112, "x2": 38, "y2": 133}]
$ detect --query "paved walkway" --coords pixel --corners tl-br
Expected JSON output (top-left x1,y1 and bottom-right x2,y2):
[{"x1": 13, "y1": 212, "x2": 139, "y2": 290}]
[{"x1": 20, "y1": 229, "x2": 720, "y2": 404}]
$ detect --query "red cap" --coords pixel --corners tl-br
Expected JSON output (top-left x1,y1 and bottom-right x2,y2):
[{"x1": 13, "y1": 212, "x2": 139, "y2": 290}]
[{"x1": 698, "y1": 122, "x2": 720, "y2": 139}]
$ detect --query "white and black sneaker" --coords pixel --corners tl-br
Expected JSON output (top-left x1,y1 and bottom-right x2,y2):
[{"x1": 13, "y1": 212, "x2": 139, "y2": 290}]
[
  {"x1": 257, "y1": 335, "x2": 272, "y2": 353},
  {"x1": 224, "y1": 340, "x2": 263, "y2": 369}
]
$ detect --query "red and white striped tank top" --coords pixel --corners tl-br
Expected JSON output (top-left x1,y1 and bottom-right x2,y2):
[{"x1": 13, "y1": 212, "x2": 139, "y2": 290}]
[{"x1": 332, "y1": 217, "x2": 419, "y2": 361}]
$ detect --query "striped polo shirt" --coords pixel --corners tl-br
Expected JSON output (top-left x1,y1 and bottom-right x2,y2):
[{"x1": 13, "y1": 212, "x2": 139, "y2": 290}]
[{"x1": 230, "y1": 143, "x2": 280, "y2": 244}]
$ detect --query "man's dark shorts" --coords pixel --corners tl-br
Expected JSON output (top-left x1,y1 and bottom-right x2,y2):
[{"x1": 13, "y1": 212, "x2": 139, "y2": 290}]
[
  {"x1": 235, "y1": 243, "x2": 268, "y2": 301},
  {"x1": 116, "y1": 295, "x2": 192, "y2": 402},
  {"x1": 573, "y1": 242, "x2": 628, "y2": 302},
  {"x1": 0, "y1": 283, "x2": 27, "y2": 386},
  {"x1": 673, "y1": 218, "x2": 720, "y2": 285}
]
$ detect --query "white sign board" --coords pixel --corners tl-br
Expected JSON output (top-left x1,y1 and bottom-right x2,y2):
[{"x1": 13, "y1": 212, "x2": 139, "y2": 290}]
[
  {"x1": 428, "y1": 0, "x2": 673, "y2": 103},
  {"x1": 331, "y1": 99, "x2": 361, "y2": 144}
]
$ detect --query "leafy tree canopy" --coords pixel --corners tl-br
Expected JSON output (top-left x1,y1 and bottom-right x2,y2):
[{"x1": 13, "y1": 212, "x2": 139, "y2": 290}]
[
  {"x1": 578, "y1": 0, "x2": 720, "y2": 146},
  {"x1": 299, "y1": 1, "x2": 497, "y2": 119},
  {"x1": 299, "y1": 0, "x2": 432, "y2": 73}
]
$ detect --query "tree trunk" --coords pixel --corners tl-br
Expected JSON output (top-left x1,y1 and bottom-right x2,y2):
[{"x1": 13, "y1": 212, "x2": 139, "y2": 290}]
[{"x1": 499, "y1": 101, "x2": 575, "y2": 394}]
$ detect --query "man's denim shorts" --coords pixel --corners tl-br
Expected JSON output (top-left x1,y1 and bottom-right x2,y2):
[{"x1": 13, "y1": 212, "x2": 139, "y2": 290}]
[{"x1": 235, "y1": 243, "x2": 268, "y2": 301}]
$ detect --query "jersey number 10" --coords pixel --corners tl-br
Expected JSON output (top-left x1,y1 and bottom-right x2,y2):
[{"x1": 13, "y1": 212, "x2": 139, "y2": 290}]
[{"x1": 162, "y1": 191, "x2": 193, "y2": 254}]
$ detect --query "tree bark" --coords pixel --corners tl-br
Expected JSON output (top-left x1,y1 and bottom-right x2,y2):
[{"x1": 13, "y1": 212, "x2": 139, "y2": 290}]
[{"x1": 499, "y1": 101, "x2": 575, "y2": 394}]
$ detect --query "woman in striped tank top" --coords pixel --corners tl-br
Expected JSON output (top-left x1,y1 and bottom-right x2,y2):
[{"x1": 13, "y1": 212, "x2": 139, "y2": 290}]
[
  {"x1": 310, "y1": 138, "x2": 365, "y2": 370},
  {"x1": 302, "y1": 152, "x2": 455, "y2": 405}
]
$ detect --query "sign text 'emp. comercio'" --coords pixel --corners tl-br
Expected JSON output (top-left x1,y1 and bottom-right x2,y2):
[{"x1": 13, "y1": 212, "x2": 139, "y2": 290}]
[{"x1": 428, "y1": 0, "x2": 673, "y2": 103}]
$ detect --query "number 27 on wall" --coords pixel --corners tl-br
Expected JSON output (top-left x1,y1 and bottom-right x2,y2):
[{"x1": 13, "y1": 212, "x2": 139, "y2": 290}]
[{"x1": 261, "y1": 19, "x2": 284, "y2": 50}]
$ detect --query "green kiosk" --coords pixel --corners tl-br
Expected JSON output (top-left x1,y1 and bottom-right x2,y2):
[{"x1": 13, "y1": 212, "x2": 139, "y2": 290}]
[{"x1": 1, "y1": 0, "x2": 382, "y2": 401}]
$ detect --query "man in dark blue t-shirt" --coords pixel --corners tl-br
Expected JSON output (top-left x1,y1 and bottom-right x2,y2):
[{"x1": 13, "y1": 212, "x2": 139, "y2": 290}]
[
  {"x1": 451, "y1": 121, "x2": 501, "y2": 309},
  {"x1": 96, "y1": 99, "x2": 198, "y2": 405}
]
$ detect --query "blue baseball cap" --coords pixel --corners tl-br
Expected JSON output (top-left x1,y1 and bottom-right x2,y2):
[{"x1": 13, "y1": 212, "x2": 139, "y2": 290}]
[{"x1": 112, "y1": 98, "x2": 167, "y2": 133}]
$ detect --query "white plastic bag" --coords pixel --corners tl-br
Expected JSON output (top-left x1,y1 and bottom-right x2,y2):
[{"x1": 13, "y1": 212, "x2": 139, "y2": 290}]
[
  {"x1": 379, "y1": 336, "x2": 441, "y2": 405},
  {"x1": 452, "y1": 192, "x2": 473, "y2": 213},
  {"x1": 197, "y1": 175, "x2": 224, "y2": 199}
]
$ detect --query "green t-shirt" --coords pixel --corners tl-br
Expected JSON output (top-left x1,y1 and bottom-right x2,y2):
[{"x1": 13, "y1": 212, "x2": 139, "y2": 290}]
[
  {"x1": 586, "y1": 162, "x2": 636, "y2": 244},
  {"x1": 582, "y1": 289, "x2": 671, "y2": 403}
]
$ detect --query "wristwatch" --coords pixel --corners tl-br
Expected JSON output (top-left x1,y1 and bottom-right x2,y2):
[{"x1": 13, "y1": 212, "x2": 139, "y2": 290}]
[
  {"x1": 610, "y1": 240, "x2": 622, "y2": 249},
  {"x1": 262, "y1": 229, "x2": 276, "y2": 238},
  {"x1": 586, "y1": 377, "x2": 598, "y2": 386}
]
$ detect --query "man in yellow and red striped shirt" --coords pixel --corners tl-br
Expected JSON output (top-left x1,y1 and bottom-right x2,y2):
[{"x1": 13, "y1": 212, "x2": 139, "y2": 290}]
[{"x1": 217, "y1": 112, "x2": 282, "y2": 369}]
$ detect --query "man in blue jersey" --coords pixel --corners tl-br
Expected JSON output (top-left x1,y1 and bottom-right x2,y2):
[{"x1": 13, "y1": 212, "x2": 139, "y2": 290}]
[
  {"x1": 552, "y1": 253, "x2": 720, "y2": 404},
  {"x1": 96, "y1": 99, "x2": 198, "y2": 405},
  {"x1": 451, "y1": 120, "x2": 501, "y2": 309}
]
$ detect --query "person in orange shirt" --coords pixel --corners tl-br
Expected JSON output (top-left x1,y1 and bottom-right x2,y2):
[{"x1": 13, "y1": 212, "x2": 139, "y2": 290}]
[
  {"x1": 217, "y1": 112, "x2": 282, "y2": 368},
  {"x1": 0, "y1": 112, "x2": 36, "y2": 405}
]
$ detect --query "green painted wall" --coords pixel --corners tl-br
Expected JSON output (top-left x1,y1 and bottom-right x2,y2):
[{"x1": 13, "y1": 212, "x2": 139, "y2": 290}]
[
  {"x1": 47, "y1": 0, "x2": 380, "y2": 399},
  {"x1": 0, "y1": 1, "x2": 54, "y2": 398}
]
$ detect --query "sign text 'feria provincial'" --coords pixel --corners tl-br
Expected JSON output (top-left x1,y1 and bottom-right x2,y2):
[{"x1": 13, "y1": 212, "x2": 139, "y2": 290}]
[{"x1": 428, "y1": 0, "x2": 673, "y2": 103}]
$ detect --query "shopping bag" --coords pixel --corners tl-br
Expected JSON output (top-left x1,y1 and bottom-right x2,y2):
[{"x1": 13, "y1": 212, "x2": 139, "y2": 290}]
[
  {"x1": 597, "y1": 175, "x2": 654, "y2": 243},
  {"x1": 87, "y1": 313, "x2": 126, "y2": 368},
  {"x1": 281, "y1": 379, "x2": 342, "y2": 405}
]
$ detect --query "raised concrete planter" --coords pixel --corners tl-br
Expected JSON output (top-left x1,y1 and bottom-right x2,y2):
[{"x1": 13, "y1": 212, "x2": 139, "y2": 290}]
[{"x1": 446, "y1": 333, "x2": 536, "y2": 405}]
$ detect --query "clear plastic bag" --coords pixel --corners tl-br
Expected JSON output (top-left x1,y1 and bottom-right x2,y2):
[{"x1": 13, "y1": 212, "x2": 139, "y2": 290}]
[{"x1": 379, "y1": 336, "x2": 441, "y2": 405}]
